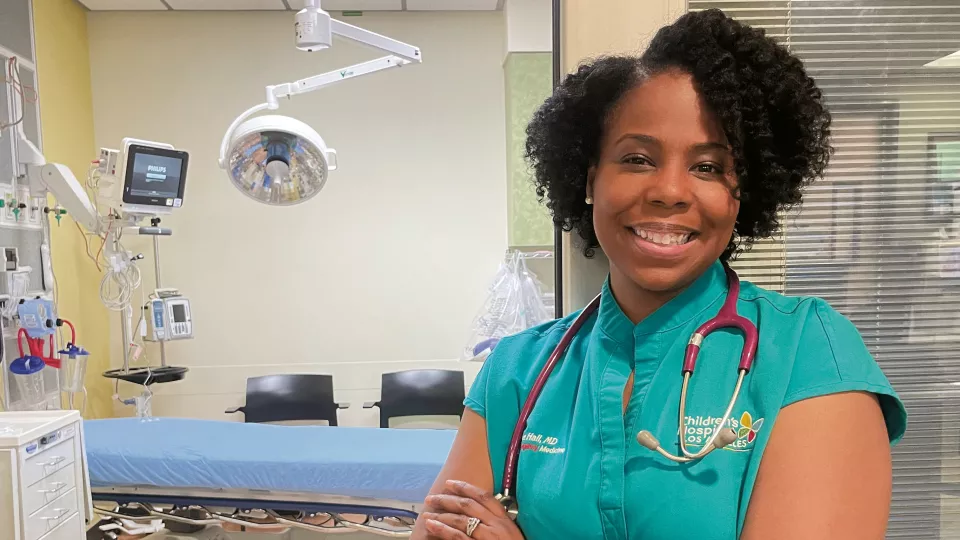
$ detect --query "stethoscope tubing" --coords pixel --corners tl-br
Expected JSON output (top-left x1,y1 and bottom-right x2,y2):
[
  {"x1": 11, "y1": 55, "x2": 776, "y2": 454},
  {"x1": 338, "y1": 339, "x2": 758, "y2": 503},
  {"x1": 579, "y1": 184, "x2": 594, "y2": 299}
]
[
  {"x1": 496, "y1": 266, "x2": 758, "y2": 519},
  {"x1": 500, "y1": 293, "x2": 602, "y2": 503}
]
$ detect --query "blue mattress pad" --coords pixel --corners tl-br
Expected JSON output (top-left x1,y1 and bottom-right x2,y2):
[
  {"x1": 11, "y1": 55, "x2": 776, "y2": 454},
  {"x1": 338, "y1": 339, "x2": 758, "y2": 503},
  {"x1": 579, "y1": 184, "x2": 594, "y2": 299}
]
[{"x1": 84, "y1": 418, "x2": 456, "y2": 503}]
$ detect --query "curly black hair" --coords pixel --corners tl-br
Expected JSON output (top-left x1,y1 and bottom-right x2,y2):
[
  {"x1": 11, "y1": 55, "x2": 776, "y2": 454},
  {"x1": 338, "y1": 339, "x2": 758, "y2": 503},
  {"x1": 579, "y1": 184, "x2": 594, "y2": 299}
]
[{"x1": 525, "y1": 9, "x2": 832, "y2": 260}]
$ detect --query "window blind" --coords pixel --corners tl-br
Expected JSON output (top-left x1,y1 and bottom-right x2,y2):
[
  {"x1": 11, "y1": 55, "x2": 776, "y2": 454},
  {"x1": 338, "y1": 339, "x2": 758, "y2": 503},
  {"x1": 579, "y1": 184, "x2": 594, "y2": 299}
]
[{"x1": 690, "y1": 1, "x2": 960, "y2": 537}]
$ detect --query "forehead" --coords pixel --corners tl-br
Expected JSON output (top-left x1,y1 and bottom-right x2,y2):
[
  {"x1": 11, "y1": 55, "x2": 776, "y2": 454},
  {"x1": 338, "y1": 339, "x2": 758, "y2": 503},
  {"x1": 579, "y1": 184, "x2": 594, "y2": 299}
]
[{"x1": 605, "y1": 70, "x2": 728, "y2": 146}]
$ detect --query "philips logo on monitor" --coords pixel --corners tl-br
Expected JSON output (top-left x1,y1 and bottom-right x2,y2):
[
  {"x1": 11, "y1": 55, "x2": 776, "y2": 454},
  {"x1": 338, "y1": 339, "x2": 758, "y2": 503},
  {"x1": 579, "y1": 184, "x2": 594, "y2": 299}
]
[{"x1": 146, "y1": 164, "x2": 168, "y2": 182}]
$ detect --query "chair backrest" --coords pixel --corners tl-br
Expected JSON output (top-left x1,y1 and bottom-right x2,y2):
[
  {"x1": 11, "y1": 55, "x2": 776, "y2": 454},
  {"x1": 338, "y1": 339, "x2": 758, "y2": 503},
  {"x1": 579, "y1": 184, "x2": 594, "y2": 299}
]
[
  {"x1": 377, "y1": 369, "x2": 465, "y2": 428},
  {"x1": 242, "y1": 374, "x2": 340, "y2": 425}
]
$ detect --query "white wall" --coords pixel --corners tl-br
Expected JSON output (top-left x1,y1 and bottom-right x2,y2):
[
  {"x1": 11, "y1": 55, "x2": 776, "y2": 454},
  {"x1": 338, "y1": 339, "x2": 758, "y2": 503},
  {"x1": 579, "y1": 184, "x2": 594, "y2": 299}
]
[
  {"x1": 85, "y1": 11, "x2": 505, "y2": 421},
  {"x1": 505, "y1": 0, "x2": 551, "y2": 53}
]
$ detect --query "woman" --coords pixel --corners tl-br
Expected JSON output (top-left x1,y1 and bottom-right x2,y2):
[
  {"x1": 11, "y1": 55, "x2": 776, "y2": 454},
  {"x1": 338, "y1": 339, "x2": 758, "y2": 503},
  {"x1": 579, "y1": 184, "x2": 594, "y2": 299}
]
[{"x1": 414, "y1": 9, "x2": 906, "y2": 540}]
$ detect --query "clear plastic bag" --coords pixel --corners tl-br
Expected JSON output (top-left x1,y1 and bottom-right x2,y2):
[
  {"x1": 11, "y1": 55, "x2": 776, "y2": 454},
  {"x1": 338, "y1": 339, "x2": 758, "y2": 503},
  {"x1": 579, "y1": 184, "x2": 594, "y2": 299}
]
[{"x1": 462, "y1": 251, "x2": 552, "y2": 361}]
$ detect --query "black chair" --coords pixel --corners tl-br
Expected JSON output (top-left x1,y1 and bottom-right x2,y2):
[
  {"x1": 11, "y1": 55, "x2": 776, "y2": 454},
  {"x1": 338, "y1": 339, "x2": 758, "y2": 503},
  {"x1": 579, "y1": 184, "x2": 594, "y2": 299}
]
[
  {"x1": 364, "y1": 369, "x2": 465, "y2": 428},
  {"x1": 225, "y1": 374, "x2": 347, "y2": 426}
]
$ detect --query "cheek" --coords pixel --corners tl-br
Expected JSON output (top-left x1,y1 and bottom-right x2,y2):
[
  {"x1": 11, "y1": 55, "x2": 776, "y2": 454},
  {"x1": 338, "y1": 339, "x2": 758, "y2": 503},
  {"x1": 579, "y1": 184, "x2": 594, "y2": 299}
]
[
  {"x1": 701, "y1": 186, "x2": 740, "y2": 235},
  {"x1": 592, "y1": 174, "x2": 636, "y2": 220},
  {"x1": 592, "y1": 193, "x2": 635, "y2": 244}
]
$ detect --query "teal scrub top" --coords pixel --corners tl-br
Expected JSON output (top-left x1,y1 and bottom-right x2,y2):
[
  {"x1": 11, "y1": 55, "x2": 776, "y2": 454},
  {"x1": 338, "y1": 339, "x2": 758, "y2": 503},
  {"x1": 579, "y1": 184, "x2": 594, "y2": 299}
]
[{"x1": 465, "y1": 261, "x2": 907, "y2": 540}]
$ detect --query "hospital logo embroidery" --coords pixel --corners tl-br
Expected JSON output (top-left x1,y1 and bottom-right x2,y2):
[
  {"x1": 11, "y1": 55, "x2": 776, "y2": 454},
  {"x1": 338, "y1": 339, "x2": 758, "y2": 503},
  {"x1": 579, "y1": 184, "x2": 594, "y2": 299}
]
[
  {"x1": 520, "y1": 432, "x2": 566, "y2": 455},
  {"x1": 736, "y1": 412, "x2": 764, "y2": 445},
  {"x1": 681, "y1": 411, "x2": 764, "y2": 452}
]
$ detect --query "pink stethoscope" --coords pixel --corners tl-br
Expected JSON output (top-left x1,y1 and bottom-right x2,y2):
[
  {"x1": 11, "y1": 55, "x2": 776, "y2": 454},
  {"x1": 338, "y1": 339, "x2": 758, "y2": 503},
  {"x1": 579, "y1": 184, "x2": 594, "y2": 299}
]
[{"x1": 495, "y1": 265, "x2": 759, "y2": 519}]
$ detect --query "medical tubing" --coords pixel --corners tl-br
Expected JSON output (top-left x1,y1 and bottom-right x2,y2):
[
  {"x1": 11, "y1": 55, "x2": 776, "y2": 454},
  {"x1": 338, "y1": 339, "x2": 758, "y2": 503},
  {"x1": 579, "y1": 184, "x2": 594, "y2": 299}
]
[
  {"x1": 62, "y1": 319, "x2": 76, "y2": 345},
  {"x1": 501, "y1": 293, "x2": 602, "y2": 497},
  {"x1": 16, "y1": 328, "x2": 27, "y2": 357}
]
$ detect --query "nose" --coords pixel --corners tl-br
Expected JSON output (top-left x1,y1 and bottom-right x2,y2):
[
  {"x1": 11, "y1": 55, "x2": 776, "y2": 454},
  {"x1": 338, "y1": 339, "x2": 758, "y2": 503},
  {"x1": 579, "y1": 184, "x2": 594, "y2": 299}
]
[{"x1": 645, "y1": 165, "x2": 692, "y2": 209}]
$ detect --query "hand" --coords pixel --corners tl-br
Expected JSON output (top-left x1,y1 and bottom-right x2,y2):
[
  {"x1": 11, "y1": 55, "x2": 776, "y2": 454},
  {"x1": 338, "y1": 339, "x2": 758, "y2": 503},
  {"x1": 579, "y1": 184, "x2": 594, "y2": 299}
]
[{"x1": 421, "y1": 480, "x2": 524, "y2": 540}]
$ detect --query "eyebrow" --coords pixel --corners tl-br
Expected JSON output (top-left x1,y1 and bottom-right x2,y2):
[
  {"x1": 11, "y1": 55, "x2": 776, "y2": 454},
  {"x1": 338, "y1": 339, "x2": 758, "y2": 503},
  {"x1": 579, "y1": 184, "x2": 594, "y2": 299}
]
[
  {"x1": 615, "y1": 134, "x2": 731, "y2": 153},
  {"x1": 691, "y1": 142, "x2": 732, "y2": 153}
]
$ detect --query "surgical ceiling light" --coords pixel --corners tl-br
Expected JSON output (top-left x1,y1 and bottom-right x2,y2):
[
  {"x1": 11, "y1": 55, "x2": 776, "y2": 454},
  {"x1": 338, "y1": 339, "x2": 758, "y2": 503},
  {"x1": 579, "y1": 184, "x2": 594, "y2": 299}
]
[{"x1": 218, "y1": 0, "x2": 422, "y2": 206}]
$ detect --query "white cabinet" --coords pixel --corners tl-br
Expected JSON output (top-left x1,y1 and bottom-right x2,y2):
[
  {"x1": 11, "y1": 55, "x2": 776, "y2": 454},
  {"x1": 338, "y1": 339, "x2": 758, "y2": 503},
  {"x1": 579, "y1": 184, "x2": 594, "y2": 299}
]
[{"x1": 0, "y1": 410, "x2": 92, "y2": 540}]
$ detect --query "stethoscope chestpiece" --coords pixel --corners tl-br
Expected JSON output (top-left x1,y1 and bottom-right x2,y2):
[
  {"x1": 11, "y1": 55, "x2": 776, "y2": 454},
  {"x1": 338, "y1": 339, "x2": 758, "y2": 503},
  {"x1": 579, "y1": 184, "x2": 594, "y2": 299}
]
[{"x1": 495, "y1": 493, "x2": 519, "y2": 521}]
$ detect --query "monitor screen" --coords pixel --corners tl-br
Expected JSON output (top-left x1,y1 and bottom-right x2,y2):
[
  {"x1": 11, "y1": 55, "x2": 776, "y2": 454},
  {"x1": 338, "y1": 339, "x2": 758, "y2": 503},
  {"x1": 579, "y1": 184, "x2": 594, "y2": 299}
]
[
  {"x1": 172, "y1": 303, "x2": 187, "y2": 323},
  {"x1": 123, "y1": 145, "x2": 189, "y2": 208}
]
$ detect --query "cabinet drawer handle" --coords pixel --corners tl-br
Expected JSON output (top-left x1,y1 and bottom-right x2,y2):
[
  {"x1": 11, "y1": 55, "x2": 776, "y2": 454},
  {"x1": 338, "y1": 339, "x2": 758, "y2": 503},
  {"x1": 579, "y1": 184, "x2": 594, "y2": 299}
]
[
  {"x1": 38, "y1": 482, "x2": 66, "y2": 494},
  {"x1": 41, "y1": 508, "x2": 69, "y2": 520},
  {"x1": 37, "y1": 456, "x2": 65, "y2": 467}
]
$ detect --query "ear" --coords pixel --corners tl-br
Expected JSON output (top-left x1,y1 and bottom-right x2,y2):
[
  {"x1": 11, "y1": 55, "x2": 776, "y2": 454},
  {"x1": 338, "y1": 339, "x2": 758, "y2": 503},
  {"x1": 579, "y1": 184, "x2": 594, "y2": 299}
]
[{"x1": 586, "y1": 166, "x2": 597, "y2": 201}]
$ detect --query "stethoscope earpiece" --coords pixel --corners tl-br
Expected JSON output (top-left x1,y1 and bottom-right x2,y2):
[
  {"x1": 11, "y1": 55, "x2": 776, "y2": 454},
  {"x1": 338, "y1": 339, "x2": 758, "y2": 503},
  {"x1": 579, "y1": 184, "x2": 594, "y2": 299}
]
[
  {"x1": 636, "y1": 430, "x2": 660, "y2": 451},
  {"x1": 714, "y1": 428, "x2": 738, "y2": 448}
]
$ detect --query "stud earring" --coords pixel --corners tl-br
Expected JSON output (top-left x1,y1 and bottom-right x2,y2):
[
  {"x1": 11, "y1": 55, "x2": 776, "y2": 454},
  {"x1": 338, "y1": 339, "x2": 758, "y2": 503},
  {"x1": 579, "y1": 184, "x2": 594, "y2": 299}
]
[{"x1": 585, "y1": 196, "x2": 594, "y2": 205}]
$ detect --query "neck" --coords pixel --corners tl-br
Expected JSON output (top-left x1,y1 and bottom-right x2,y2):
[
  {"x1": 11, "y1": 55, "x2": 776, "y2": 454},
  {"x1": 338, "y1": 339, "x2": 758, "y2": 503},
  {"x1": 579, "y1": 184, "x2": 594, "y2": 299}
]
[{"x1": 608, "y1": 268, "x2": 685, "y2": 325}]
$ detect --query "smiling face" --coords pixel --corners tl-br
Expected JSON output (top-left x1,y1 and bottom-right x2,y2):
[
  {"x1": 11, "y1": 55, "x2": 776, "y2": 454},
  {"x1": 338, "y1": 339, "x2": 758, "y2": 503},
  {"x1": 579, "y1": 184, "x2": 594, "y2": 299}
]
[{"x1": 588, "y1": 70, "x2": 740, "y2": 305}]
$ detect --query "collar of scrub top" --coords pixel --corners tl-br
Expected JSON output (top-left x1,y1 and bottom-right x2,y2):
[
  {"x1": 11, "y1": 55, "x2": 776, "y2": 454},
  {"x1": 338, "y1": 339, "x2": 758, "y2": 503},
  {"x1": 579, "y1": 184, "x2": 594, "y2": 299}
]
[{"x1": 597, "y1": 260, "x2": 731, "y2": 343}]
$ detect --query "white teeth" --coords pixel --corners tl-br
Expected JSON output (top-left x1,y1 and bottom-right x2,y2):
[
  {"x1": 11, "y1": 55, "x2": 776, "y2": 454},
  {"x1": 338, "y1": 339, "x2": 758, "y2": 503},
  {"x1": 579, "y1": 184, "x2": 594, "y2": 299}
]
[{"x1": 633, "y1": 228, "x2": 692, "y2": 246}]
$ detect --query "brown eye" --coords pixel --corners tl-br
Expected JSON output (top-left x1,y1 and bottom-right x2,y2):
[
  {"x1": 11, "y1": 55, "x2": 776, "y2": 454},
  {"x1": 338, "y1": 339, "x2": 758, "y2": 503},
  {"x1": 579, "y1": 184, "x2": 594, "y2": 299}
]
[
  {"x1": 623, "y1": 155, "x2": 653, "y2": 167},
  {"x1": 694, "y1": 163, "x2": 724, "y2": 175}
]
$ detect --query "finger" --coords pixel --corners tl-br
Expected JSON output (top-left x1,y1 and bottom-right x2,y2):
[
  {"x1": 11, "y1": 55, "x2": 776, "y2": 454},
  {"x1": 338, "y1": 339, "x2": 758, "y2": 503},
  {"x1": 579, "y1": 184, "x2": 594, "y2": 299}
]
[
  {"x1": 422, "y1": 512, "x2": 471, "y2": 532},
  {"x1": 423, "y1": 513, "x2": 495, "y2": 540},
  {"x1": 444, "y1": 480, "x2": 506, "y2": 517},
  {"x1": 424, "y1": 517, "x2": 470, "y2": 540},
  {"x1": 425, "y1": 494, "x2": 496, "y2": 524}
]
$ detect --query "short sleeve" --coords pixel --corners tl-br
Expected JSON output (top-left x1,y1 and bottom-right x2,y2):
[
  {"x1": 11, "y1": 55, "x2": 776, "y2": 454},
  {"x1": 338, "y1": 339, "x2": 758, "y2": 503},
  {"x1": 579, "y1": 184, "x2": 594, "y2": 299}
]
[
  {"x1": 784, "y1": 299, "x2": 908, "y2": 445},
  {"x1": 462, "y1": 325, "x2": 559, "y2": 421},
  {"x1": 464, "y1": 355, "x2": 493, "y2": 418}
]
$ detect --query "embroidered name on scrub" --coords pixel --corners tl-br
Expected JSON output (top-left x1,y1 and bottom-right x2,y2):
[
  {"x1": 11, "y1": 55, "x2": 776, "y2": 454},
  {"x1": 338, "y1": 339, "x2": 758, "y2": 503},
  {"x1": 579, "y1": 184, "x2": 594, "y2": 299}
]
[
  {"x1": 521, "y1": 433, "x2": 566, "y2": 455},
  {"x1": 682, "y1": 412, "x2": 764, "y2": 452}
]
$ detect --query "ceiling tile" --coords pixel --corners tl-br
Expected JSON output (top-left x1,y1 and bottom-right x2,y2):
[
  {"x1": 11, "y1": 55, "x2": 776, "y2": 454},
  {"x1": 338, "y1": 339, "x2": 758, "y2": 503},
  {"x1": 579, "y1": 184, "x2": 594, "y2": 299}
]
[
  {"x1": 406, "y1": 0, "x2": 497, "y2": 10},
  {"x1": 78, "y1": 0, "x2": 169, "y2": 10},
  {"x1": 317, "y1": 0, "x2": 403, "y2": 10},
  {"x1": 166, "y1": 0, "x2": 286, "y2": 9}
]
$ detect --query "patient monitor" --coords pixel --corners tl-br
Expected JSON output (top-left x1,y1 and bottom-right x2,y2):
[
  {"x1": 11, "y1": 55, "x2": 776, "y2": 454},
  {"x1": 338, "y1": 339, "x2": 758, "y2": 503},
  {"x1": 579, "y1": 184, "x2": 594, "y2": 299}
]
[{"x1": 108, "y1": 138, "x2": 190, "y2": 216}]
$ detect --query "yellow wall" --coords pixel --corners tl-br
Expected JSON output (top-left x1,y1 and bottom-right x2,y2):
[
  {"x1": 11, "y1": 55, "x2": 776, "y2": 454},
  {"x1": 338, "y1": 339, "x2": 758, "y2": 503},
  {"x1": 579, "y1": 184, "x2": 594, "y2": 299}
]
[{"x1": 32, "y1": 0, "x2": 113, "y2": 418}]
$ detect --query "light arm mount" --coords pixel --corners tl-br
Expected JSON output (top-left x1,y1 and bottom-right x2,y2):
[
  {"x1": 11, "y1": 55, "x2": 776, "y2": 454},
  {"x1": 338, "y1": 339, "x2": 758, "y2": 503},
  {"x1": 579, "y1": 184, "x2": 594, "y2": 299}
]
[
  {"x1": 16, "y1": 130, "x2": 101, "y2": 233},
  {"x1": 217, "y1": 17, "x2": 422, "y2": 168}
]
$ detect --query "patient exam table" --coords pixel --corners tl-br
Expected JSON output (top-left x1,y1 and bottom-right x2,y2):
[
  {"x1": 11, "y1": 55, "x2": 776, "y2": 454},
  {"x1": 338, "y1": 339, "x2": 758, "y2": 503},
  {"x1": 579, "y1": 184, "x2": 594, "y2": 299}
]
[{"x1": 84, "y1": 418, "x2": 456, "y2": 537}]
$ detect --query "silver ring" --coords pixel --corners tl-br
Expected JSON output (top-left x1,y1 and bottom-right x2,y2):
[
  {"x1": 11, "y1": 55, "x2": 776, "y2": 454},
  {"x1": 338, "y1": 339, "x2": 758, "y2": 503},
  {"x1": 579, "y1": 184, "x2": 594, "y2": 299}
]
[{"x1": 465, "y1": 516, "x2": 481, "y2": 537}]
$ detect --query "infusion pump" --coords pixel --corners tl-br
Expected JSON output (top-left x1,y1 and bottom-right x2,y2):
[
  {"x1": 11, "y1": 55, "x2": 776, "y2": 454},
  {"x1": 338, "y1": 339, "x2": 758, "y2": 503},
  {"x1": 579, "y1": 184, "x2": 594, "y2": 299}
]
[{"x1": 146, "y1": 294, "x2": 193, "y2": 341}]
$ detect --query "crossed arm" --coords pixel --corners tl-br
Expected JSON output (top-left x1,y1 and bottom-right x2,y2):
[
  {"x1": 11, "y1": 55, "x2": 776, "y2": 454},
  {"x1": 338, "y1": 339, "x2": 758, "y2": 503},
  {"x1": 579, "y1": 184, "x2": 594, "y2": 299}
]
[{"x1": 412, "y1": 391, "x2": 893, "y2": 540}]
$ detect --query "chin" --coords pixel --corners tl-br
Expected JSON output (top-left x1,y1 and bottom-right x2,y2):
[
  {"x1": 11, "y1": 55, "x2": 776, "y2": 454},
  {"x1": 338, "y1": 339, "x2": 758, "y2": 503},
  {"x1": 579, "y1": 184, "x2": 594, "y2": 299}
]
[
  {"x1": 627, "y1": 266, "x2": 695, "y2": 293},
  {"x1": 613, "y1": 250, "x2": 718, "y2": 294}
]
